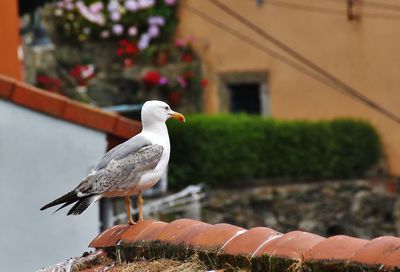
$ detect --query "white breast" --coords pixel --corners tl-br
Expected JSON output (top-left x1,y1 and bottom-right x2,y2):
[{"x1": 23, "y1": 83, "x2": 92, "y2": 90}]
[{"x1": 136, "y1": 128, "x2": 171, "y2": 190}]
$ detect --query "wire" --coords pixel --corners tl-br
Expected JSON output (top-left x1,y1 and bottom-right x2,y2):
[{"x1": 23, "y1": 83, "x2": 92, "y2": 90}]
[
  {"x1": 304, "y1": 0, "x2": 400, "y2": 12},
  {"x1": 267, "y1": 0, "x2": 345, "y2": 15},
  {"x1": 358, "y1": 0, "x2": 400, "y2": 12},
  {"x1": 211, "y1": 0, "x2": 400, "y2": 124},
  {"x1": 260, "y1": 0, "x2": 400, "y2": 21},
  {"x1": 182, "y1": 5, "x2": 348, "y2": 95},
  {"x1": 184, "y1": 1, "x2": 400, "y2": 125}
]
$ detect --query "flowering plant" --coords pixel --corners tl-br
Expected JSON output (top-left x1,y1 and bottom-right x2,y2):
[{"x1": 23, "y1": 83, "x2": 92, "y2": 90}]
[
  {"x1": 36, "y1": 75, "x2": 62, "y2": 93},
  {"x1": 143, "y1": 70, "x2": 162, "y2": 87},
  {"x1": 138, "y1": 37, "x2": 208, "y2": 107},
  {"x1": 116, "y1": 39, "x2": 139, "y2": 67},
  {"x1": 69, "y1": 64, "x2": 96, "y2": 86},
  {"x1": 53, "y1": 0, "x2": 178, "y2": 52}
]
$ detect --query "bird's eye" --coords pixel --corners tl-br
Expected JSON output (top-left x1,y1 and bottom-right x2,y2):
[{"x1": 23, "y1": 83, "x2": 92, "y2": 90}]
[{"x1": 164, "y1": 106, "x2": 169, "y2": 110}]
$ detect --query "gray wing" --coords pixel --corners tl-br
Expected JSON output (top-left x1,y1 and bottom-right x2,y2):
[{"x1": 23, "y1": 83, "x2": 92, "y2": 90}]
[
  {"x1": 94, "y1": 134, "x2": 151, "y2": 171},
  {"x1": 39, "y1": 137, "x2": 162, "y2": 215},
  {"x1": 77, "y1": 144, "x2": 164, "y2": 195}
]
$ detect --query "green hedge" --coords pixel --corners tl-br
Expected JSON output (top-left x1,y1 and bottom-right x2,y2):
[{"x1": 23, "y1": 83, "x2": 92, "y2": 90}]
[{"x1": 167, "y1": 115, "x2": 382, "y2": 188}]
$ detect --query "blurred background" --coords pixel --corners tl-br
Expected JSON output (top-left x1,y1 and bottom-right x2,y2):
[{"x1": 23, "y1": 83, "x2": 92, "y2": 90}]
[{"x1": 1, "y1": 0, "x2": 400, "y2": 270}]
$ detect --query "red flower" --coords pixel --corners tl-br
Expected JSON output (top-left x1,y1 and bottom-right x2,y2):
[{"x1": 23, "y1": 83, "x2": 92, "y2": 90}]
[
  {"x1": 117, "y1": 48, "x2": 124, "y2": 56},
  {"x1": 69, "y1": 66, "x2": 81, "y2": 78},
  {"x1": 167, "y1": 91, "x2": 183, "y2": 107},
  {"x1": 124, "y1": 58, "x2": 134, "y2": 68},
  {"x1": 200, "y1": 79, "x2": 208, "y2": 88},
  {"x1": 143, "y1": 71, "x2": 161, "y2": 87},
  {"x1": 183, "y1": 71, "x2": 194, "y2": 79},
  {"x1": 117, "y1": 40, "x2": 139, "y2": 57},
  {"x1": 119, "y1": 39, "x2": 129, "y2": 46},
  {"x1": 36, "y1": 75, "x2": 61, "y2": 93},
  {"x1": 182, "y1": 53, "x2": 193, "y2": 63},
  {"x1": 125, "y1": 43, "x2": 138, "y2": 54},
  {"x1": 69, "y1": 64, "x2": 95, "y2": 86}
]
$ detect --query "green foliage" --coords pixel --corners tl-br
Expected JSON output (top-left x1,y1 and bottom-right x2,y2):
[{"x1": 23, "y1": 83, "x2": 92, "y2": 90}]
[{"x1": 167, "y1": 115, "x2": 382, "y2": 188}]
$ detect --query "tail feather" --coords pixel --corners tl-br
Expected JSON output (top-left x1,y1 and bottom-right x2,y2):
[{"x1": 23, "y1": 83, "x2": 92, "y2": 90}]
[
  {"x1": 52, "y1": 200, "x2": 76, "y2": 214},
  {"x1": 40, "y1": 190, "x2": 79, "y2": 211},
  {"x1": 67, "y1": 195, "x2": 101, "y2": 215}
]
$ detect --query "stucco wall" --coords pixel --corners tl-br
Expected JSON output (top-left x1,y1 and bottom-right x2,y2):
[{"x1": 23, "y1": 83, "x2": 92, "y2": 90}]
[
  {"x1": 179, "y1": 0, "x2": 400, "y2": 175},
  {"x1": 0, "y1": 0, "x2": 21, "y2": 79},
  {"x1": 0, "y1": 101, "x2": 107, "y2": 271}
]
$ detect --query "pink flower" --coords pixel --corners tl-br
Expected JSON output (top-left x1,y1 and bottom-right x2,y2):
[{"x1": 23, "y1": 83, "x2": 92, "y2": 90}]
[
  {"x1": 112, "y1": 24, "x2": 124, "y2": 35},
  {"x1": 138, "y1": 0, "x2": 155, "y2": 9},
  {"x1": 107, "y1": 0, "x2": 119, "y2": 11},
  {"x1": 148, "y1": 16, "x2": 165, "y2": 26},
  {"x1": 177, "y1": 76, "x2": 187, "y2": 88},
  {"x1": 148, "y1": 25, "x2": 159, "y2": 38},
  {"x1": 65, "y1": 2, "x2": 74, "y2": 10},
  {"x1": 164, "y1": 0, "x2": 176, "y2": 5},
  {"x1": 159, "y1": 77, "x2": 169, "y2": 85},
  {"x1": 175, "y1": 38, "x2": 186, "y2": 47},
  {"x1": 125, "y1": 0, "x2": 139, "y2": 11},
  {"x1": 138, "y1": 34, "x2": 150, "y2": 50},
  {"x1": 89, "y1": 2, "x2": 103, "y2": 13},
  {"x1": 76, "y1": 1, "x2": 105, "y2": 25},
  {"x1": 110, "y1": 11, "x2": 121, "y2": 21},
  {"x1": 100, "y1": 30, "x2": 110, "y2": 38},
  {"x1": 128, "y1": 26, "x2": 138, "y2": 36}
]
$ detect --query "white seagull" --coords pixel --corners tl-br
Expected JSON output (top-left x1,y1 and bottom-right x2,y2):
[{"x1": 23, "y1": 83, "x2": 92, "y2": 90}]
[{"x1": 41, "y1": 100, "x2": 185, "y2": 225}]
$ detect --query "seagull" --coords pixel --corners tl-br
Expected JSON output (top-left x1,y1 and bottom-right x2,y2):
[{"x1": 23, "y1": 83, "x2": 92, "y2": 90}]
[{"x1": 40, "y1": 100, "x2": 185, "y2": 225}]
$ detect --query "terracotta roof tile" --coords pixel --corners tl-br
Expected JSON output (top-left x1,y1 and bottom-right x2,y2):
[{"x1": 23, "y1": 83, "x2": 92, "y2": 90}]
[
  {"x1": 351, "y1": 236, "x2": 400, "y2": 267},
  {"x1": 82, "y1": 219, "x2": 400, "y2": 270},
  {"x1": 157, "y1": 219, "x2": 208, "y2": 243},
  {"x1": 221, "y1": 227, "x2": 280, "y2": 256},
  {"x1": 89, "y1": 225, "x2": 130, "y2": 248},
  {"x1": 305, "y1": 235, "x2": 369, "y2": 262},
  {"x1": 380, "y1": 245, "x2": 400, "y2": 267},
  {"x1": 114, "y1": 116, "x2": 142, "y2": 139},
  {"x1": 0, "y1": 75, "x2": 140, "y2": 139},
  {"x1": 254, "y1": 230, "x2": 326, "y2": 259},
  {"x1": 120, "y1": 220, "x2": 157, "y2": 244},
  {"x1": 133, "y1": 221, "x2": 169, "y2": 241},
  {"x1": 187, "y1": 223, "x2": 246, "y2": 249},
  {"x1": 63, "y1": 100, "x2": 117, "y2": 133},
  {"x1": 12, "y1": 81, "x2": 68, "y2": 117},
  {"x1": 0, "y1": 74, "x2": 15, "y2": 99},
  {"x1": 175, "y1": 221, "x2": 213, "y2": 244}
]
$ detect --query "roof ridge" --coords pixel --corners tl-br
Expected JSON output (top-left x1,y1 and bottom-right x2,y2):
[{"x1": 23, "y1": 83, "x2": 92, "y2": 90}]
[
  {"x1": 89, "y1": 219, "x2": 400, "y2": 271},
  {"x1": 0, "y1": 74, "x2": 141, "y2": 139}
]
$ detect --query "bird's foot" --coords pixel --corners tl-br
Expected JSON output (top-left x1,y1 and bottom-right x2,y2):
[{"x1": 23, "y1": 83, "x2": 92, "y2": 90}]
[{"x1": 128, "y1": 218, "x2": 136, "y2": 225}]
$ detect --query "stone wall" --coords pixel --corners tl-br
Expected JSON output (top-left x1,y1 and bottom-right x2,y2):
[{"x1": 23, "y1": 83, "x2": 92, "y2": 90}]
[{"x1": 202, "y1": 179, "x2": 400, "y2": 239}]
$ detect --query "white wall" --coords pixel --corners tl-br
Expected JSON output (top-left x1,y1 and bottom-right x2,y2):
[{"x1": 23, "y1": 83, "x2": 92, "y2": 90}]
[{"x1": 0, "y1": 101, "x2": 108, "y2": 271}]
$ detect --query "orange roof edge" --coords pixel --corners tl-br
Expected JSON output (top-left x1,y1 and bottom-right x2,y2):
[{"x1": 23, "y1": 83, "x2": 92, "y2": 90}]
[
  {"x1": 0, "y1": 74, "x2": 141, "y2": 139},
  {"x1": 87, "y1": 219, "x2": 400, "y2": 270}
]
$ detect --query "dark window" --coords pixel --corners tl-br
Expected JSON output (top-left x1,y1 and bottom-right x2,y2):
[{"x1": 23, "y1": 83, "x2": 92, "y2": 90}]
[{"x1": 228, "y1": 83, "x2": 261, "y2": 114}]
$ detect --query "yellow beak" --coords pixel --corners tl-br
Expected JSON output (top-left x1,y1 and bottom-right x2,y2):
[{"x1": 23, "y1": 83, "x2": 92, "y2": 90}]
[{"x1": 170, "y1": 111, "x2": 185, "y2": 123}]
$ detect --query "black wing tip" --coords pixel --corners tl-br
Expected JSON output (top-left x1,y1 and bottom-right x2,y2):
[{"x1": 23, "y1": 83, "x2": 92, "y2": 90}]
[
  {"x1": 40, "y1": 204, "x2": 53, "y2": 211},
  {"x1": 66, "y1": 195, "x2": 99, "y2": 216},
  {"x1": 40, "y1": 190, "x2": 79, "y2": 212}
]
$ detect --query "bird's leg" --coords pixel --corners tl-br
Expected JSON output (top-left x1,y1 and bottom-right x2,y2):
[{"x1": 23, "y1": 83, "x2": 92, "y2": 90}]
[
  {"x1": 124, "y1": 196, "x2": 135, "y2": 225},
  {"x1": 138, "y1": 190, "x2": 144, "y2": 222}
]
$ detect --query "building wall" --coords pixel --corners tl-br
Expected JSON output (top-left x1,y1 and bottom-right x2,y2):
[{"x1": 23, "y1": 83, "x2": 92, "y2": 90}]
[
  {"x1": 179, "y1": 0, "x2": 400, "y2": 175},
  {"x1": 0, "y1": 0, "x2": 21, "y2": 79},
  {"x1": 0, "y1": 101, "x2": 107, "y2": 271}
]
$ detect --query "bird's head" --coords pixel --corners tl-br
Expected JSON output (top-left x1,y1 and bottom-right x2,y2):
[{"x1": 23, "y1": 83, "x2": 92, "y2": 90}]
[{"x1": 141, "y1": 100, "x2": 185, "y2": 126}]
